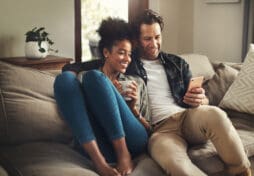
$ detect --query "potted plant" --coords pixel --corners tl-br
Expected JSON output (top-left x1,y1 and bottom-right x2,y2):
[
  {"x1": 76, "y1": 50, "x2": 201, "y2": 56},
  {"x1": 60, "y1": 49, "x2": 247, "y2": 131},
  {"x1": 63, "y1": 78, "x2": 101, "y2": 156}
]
[{"x1": 25, "y1": 27, "x2": 58, "y2": 59}]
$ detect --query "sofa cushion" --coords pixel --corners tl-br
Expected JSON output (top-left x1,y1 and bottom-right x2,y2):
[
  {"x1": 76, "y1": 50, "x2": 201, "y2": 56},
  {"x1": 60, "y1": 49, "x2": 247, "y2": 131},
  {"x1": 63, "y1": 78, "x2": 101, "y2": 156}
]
[
  {"x1": 131, "y1": 155, "x2": 166, "y2": 176},
  {"x1": 0, "y1": 61, "x2": 72, "y2": 145},
  {"x1": 203, "y1": 62, "x2": 239, "y2": 106},
  {"x1": 0, "y1": 142, "x2": 98, "y2": 176},
  {"x1": 219, "y1": 44, "x2": 254, "y2": 115},
  {"x1": 0, "y1": 142, "x2": 166, "y2": 176},
  {"x1": 188, "y1": 113, "x2": 254, "y2": 174},
  {"x1": 180, "y1": 54, "x2": 215, "y2": 82}
]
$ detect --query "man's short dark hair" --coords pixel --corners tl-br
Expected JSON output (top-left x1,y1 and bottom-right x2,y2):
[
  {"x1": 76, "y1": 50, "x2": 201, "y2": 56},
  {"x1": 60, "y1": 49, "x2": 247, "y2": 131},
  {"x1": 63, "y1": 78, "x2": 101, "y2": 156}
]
[{"x1": 132, "y1": 9, "x2": 164, "y2": 38}]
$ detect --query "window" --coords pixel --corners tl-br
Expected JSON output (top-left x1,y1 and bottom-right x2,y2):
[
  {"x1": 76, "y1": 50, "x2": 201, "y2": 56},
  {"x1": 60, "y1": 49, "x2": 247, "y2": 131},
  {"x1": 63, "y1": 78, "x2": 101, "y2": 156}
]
[
  {"x1": 75, "y1": 0, "x2": 148, "y2": 62},
  {"x1": 81, "y1": 0, "x2": 128, "y2": 62}
]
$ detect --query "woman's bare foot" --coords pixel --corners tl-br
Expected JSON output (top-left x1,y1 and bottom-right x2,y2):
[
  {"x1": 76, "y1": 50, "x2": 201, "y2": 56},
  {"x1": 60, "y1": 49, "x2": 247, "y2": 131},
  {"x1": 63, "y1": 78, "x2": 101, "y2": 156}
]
[
  {"x1": 112, "y1": 137, "x2": 134, "y2": 175},
  {"x1": 82, "y1": 141, "x2": 121, "y2": 176},
  {"x1": 95, "y1": 162, "x2": 121, "y2": 176},
  {"x1": 116, "y1": 151, "x2": 134, "y2": 176}
]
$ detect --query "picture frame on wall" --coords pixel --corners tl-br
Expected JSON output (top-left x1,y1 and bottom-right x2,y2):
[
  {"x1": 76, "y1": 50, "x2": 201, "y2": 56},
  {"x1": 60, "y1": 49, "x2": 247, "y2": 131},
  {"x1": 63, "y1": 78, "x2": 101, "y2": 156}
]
[{"x1": 206, "y1": 0, "x2": 241, "y2": 3}]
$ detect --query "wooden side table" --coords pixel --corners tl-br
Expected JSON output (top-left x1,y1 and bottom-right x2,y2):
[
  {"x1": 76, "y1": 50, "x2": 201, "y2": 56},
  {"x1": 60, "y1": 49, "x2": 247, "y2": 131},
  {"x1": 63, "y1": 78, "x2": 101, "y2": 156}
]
[{"x1": 0, "y1": 55, "x2": 73, "y2": 70}]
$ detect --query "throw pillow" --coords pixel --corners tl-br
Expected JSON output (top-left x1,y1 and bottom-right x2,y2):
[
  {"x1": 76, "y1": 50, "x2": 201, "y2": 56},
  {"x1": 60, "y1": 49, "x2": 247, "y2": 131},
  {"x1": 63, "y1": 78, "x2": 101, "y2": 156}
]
[
  {"x1": 219, "y1": 44, "x2": 254, "y2": 114},
  {"x1": 0, "y1": 61, "x2": 72, "y2": 145},
  {"x1": 203, "y1": 63, "x2": 239, "y2": 106},
  {"x1": 179, "y1": 54, "x2": 215, "y2": 82}
]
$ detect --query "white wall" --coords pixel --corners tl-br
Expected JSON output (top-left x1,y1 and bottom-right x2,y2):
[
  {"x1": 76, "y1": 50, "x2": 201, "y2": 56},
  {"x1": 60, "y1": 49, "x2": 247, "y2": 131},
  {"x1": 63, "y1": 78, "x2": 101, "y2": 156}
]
[
  {"x1": 0, "y1": 0, "x2": 75, "y2": 59},
  {"x1": 149, "y1": 0, "x2": 194, "y2": 54},
  {"x1": 0, "y1": 0, "x2": 245, "y2": 62},
  {"x1": 149, "y1": 0, "x2": 244, "y2": 62},
  {"x1": 193, "y1": 0, "x2": 244, "y2": 62}
]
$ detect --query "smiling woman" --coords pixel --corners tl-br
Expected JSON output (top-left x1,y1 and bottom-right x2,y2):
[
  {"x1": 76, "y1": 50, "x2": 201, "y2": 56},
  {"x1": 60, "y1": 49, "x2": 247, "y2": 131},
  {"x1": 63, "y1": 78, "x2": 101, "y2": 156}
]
[{"x1": 74, "y1": 0, "x2": 148, "y2": 62}]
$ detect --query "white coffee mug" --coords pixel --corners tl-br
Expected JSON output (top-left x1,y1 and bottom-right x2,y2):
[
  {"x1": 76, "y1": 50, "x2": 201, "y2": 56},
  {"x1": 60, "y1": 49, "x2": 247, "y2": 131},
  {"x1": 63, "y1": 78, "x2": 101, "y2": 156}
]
[{"x1": 119, "y1": 80, "x2": 132, "y2": 101}]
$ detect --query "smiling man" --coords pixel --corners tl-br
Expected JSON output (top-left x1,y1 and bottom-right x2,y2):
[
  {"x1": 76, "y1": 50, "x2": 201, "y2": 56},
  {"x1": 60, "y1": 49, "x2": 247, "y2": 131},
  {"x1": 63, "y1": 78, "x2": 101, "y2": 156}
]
[{"x1": 126, "y1": 9, "x2": 251, "y2": 176}]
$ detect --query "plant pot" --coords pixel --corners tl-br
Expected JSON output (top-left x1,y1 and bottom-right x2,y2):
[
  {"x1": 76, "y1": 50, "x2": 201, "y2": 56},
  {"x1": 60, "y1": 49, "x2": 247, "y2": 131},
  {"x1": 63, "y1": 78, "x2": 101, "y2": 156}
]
[{"x1": 25, "y1": 41, "x2": 49, "y2": 59}]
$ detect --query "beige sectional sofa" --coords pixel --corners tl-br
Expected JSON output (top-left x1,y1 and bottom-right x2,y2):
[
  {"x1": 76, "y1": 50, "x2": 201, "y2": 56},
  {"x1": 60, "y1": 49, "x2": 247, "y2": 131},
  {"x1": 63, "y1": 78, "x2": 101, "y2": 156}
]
[{"x1": 0, "y1": 53, "x2": 253, "y2": 176}]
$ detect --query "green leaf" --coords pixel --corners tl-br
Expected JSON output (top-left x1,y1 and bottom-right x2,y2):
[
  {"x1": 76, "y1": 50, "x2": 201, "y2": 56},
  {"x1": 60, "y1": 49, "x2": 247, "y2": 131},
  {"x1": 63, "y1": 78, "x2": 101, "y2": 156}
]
[
  {"x1": 47, "y1": 39, "x2": 54, "y2": 45},
  {"x1": 31, "y1": 27, "x2": 37, "y2": 32},
  {"x1": 25, "y1": 27, "x2": 58, "y2": 52},
  {"x1": 36, "y1": 27, "x2": 45, "y2": 33},
  {"x1": 41, "y1": 31, "x2": 48, "y2": 38},
  {"x1": 39, "y1": 48, "x2": 46, "y2": 53}
]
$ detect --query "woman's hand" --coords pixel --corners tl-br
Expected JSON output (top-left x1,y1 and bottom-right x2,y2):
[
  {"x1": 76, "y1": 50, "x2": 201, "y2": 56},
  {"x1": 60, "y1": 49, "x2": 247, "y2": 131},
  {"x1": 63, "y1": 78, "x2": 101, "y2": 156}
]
[
  {"x1": 124, "y1": 81, "x2": 138, "y2": 111},
  {"x1": 113, "y1": 80, "x2": 138, "y2": 111}
]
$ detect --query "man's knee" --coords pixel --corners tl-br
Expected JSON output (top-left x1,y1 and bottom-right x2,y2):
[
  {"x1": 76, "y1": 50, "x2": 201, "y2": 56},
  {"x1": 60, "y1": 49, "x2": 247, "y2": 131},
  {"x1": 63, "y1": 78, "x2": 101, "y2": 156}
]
[
  {"x1": 207, "y1": 106, "x2": 230, "y2": 123},
  {"x1": 200, "y1": 106, "x2": 232, "y2": 130}
]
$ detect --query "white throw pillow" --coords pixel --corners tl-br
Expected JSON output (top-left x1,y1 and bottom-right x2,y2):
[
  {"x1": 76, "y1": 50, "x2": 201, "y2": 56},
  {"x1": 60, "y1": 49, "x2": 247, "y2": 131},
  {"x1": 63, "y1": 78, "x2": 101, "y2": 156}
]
[{"x1": 219, "y1": 44, "x2": 254, "y2": 114}]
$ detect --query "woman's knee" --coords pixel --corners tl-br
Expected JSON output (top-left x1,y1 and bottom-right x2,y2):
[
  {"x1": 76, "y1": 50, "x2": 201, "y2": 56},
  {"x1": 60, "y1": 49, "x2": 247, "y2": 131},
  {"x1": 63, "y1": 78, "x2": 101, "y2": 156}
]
[
  {"x1": 82, "y1": 70, "x2": 112, "y2": 93},
  {"x1": 54, "y1": 71, "x2": 79, "y2": 94},
  {"x1": 82, "y1": 70, "x2": 104, "y2": 83}
]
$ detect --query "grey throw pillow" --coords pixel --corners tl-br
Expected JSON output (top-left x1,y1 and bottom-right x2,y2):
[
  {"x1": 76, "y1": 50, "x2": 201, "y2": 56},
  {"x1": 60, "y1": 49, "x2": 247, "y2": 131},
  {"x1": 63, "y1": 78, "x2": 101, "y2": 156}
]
[
  {"x1": 0, "y1": 61, "x2": 72, "y2": 145},
  {"x1": 203, "y1": 63, "x2": 239, "y2": 106}
]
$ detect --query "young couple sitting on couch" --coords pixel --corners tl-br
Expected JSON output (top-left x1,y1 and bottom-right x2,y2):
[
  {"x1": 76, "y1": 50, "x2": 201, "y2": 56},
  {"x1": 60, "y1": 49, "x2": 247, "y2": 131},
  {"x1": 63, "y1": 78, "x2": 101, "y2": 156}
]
[{"x1": 54, "y1": 9, "x2": 252, "y2": 176}]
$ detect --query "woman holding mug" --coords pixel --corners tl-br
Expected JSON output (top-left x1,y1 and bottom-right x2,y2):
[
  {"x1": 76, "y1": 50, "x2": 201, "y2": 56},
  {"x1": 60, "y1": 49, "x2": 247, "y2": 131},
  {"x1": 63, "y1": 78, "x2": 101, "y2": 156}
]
[{"x1": 54, "y1": 18, "x2": 150, "y2": 176}]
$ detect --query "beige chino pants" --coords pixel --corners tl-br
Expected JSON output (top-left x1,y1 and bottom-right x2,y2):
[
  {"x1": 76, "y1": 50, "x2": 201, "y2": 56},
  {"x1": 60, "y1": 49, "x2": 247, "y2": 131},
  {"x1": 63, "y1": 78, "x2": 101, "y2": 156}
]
[{"x1": 148, "y1": 105, "x2": 250, "y2": 176}]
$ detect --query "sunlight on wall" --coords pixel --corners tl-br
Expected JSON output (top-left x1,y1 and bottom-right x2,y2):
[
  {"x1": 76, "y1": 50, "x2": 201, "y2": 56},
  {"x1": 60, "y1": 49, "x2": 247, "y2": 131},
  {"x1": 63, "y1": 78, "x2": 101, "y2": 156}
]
[{"x1": 81, "y1": 0, "x2": 128, "y2": 61}]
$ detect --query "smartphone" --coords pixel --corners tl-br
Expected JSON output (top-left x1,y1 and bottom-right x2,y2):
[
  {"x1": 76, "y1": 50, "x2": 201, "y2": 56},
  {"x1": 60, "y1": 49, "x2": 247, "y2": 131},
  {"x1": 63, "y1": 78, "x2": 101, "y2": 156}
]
[{"x1": 187, "y1": 76, "x2": 204, "y2": 91}]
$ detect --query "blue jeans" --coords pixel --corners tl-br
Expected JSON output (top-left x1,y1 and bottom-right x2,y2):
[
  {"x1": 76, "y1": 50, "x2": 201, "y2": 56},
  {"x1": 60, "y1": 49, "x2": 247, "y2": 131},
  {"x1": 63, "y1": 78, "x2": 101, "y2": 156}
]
[{"x1": 54, "y1": 70, "x2": 148, "y2": 162}]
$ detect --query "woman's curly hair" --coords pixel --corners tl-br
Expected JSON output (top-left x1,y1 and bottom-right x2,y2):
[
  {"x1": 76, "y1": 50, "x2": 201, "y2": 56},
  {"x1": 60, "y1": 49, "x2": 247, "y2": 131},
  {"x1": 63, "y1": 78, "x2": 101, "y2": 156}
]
[{"x1": 97, "y1": 17, "x2": 132, "y2": 58}]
